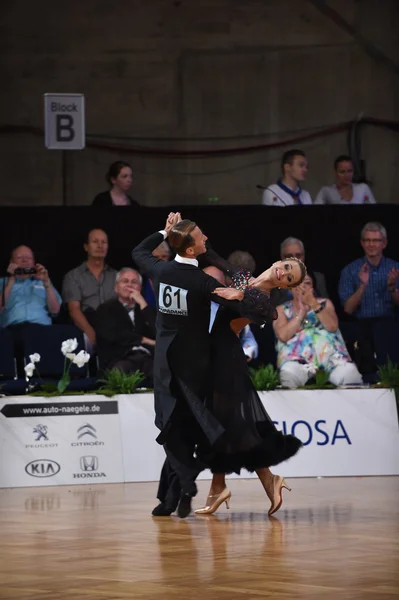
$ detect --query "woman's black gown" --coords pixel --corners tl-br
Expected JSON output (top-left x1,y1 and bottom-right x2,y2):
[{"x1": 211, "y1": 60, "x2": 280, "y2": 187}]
[{"x1": 196, "y1": 252, "x2": 302, "y2": 474}]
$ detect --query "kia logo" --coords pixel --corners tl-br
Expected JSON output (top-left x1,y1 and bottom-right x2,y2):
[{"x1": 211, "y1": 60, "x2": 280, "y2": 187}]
[
  {"x1": 77, "y1": 424, "x2": 97, "y2": 440},
  {"x1": 25, "y1": 459, "x2": 61, "y2": 478},
  {"x1": 80, "y1": 456, "x2": 98, "y2": 472}
]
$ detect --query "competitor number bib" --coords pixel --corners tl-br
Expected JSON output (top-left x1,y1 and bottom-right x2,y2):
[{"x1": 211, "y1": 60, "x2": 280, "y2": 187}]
[{"x1": 159, "y1": 283, "x2": 188, "y2": 316}]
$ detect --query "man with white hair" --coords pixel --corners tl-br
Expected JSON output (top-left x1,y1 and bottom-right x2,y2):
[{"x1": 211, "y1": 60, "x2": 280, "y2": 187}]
[
  {"x1": 94, "y1": 268, "x2": 156, "y2": 379},
  {"x1": 339, "y1": 222, "x2": 399, "y2": 368}
]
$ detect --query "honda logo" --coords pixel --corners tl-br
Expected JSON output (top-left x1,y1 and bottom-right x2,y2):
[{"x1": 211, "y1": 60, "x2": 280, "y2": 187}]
[
  {"x1": 74, "y1": 456, "x2": 106, "y2": 479},
  {"x1": 80, "y1": 456, "x2": 99, "y2": 472}
]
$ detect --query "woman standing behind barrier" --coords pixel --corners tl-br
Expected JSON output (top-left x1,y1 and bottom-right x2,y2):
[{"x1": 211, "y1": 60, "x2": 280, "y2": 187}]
[{"x1": 92, "y1": 161, "x2": 140, "y2": 207}]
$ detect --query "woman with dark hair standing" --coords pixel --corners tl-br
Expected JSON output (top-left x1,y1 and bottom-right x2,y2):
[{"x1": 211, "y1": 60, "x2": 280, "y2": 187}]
[{"x1": 92, "y1": 161, "x2": 140, "y2": 206}]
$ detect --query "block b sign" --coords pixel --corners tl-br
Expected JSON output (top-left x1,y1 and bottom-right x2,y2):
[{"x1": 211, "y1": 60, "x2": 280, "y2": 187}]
[{"x1": 44, "y1": 93, "x2": 85, "y2": 149}]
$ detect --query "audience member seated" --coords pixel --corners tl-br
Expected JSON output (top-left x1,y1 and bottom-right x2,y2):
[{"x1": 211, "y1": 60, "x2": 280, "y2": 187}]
[
  {"x1": 315, "y1": 155, "x2": 376, "y2": 205},
  {"x1": 0, "y1": 245, "x2": 61, "y2": 329},
  {"x1": 227, "y1": 250, "x2": 256, "y2": 275},
  {"x1": 271, "y1": 236, "x2": 328, "y2": 305},
  {"x1": 338, "y1": 221, "x2": 399, "y2": 370},
  {"x1": 95, "y1": 268, "x2": 155, "y2": 382},
  {"x1": 142, "y1": 241, "x2": 172, "y2": 307},
  {"x1": 0, "y1": 245, "x2": 62, "y2": 374},
  {"x1": 92, "y1": 161, "x2": 140, "y2": 207},
  {"x1": 62, "y1": 229, "x2": 117, "y2": 346},
  {"x1": 262, "y1": 149, "x2": 312, "y2": 207},
  {"x1": 273, "y1": 274, "x2": 362, "y2": 388}
]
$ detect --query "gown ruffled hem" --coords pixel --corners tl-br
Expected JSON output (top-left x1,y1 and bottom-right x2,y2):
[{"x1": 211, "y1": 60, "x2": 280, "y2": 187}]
[{"x1": 197, "y1": 425, "x2": 302, "y2": 475}]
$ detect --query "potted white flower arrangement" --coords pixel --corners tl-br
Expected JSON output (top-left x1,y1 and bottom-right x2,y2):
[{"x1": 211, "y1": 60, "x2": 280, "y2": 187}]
[{"x1": 24, "y1": 338, "x2": 90, "y2": 395}]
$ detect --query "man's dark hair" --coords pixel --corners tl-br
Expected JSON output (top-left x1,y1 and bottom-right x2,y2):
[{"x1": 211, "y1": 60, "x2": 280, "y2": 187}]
[
  {"x1": 281, "y1": 149, "x2": 306, "y2": 173},
  {"x1": 168, "y1": 220, "x2": 197, "y2": 255}
]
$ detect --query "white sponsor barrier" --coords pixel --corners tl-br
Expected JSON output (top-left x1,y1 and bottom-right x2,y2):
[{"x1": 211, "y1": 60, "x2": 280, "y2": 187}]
[
  {"x1": 120, "y1": 389, "x2": 399, "y2": 481},
  {"x1": 0, "y1": 397, "x2": 124, "y2": 488},
  {"x1": 0, "y1": 389, "x2": 398, "y2": 488}
]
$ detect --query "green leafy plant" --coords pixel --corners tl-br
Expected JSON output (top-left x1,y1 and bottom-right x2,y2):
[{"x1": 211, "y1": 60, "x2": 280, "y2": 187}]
[
  {"x1": 298, "y1": 368, "x2": 336, "y2": 390},
  {"x1": 95, "y1": 368, "x2": 145, "y2": 397},
  {"x1": 378, "y1": 359, "x2": 399, "y2": 388},
  {"x1": 315, "y1": 369, "x2": 331, "y2": 387},
  {"x1": 377, "y1": 360, "x2": 399, "y2": 411},
  {"x1": 250, "y1": 364, "x2": 280, "y2": 391}
]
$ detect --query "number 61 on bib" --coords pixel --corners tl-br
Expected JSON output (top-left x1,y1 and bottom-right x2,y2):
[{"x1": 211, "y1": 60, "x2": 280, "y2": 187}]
[{"x1": 159, "y1": 283, "x2": 188, "y2": 316}]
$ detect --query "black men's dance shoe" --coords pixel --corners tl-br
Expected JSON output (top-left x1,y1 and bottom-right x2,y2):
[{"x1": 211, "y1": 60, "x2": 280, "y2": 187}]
[
  {"x1": 177, "y1": 493, "x2": 192, "y2": 519},
  {"x1": 151, "y1": 502, "x2": 175, "y2": 517}
]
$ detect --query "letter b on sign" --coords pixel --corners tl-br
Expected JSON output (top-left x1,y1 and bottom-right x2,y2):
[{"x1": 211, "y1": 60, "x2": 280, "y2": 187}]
[
  {"x1": 44, "y1": 93, "x2": 85, "y2": 149},
  {"x1": 56, "y1": 115, "x2": 75, "y2": 142}
]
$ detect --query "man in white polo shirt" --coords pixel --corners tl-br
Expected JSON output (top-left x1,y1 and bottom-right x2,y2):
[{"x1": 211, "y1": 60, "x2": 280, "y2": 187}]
[{"x1": 262, "y1": 149, "x2": 312, "y2": 207}]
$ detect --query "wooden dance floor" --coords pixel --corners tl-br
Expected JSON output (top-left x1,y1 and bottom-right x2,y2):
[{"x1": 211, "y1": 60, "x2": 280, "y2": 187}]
[{"x1": 1, "y1": 477, "x2": 398, "y2": 599}]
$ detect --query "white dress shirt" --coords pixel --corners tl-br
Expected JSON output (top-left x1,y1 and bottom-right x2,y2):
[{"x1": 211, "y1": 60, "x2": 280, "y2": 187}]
[{"x1": 262, "y1": 184, "x2": 312, "y2": 207}]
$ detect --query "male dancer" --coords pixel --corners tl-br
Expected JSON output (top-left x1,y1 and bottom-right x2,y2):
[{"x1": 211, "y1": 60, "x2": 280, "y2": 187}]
[{"x1": 132, "y1": 214, "x2": 246, "y2": 517}]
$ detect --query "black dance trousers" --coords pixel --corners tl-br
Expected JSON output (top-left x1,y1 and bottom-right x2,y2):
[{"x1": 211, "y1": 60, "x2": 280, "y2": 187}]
[
  {"x1": 162, "y1": 411, "x2": 203, "y2": 499},
  {"x1": 159, "y1": 378, "x2": 208, "y2": 499}
]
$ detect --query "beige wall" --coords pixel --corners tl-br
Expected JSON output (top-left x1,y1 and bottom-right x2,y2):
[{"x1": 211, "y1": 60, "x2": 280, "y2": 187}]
[{"x1": 1, "y1": 0, "x2": 398, "y2": 206}]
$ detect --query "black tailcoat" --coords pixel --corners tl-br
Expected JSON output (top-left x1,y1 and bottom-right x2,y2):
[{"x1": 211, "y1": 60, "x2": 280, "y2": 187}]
[{"x1": 132, "y1": 232, "x2": 245, "y2": 445}]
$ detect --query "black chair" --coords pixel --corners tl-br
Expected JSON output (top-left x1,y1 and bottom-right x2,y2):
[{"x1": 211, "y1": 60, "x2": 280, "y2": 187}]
[{"x1": 0, "y1": 328, "x2": 26, "y2": 395}]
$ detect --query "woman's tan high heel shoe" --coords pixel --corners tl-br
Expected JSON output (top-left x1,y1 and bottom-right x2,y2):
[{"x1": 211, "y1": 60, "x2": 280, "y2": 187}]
[
  {"x1": 194, "y1": 487, "x2": 232, "y2": 515},
  {"x1": 268, "y1": 476, "x2": 291, "y2": 516}
]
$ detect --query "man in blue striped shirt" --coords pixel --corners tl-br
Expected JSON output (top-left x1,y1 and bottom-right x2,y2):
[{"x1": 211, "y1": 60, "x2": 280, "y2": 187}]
[{"x1": 339, "y1": 222, "x2": 399, "y2": 366}]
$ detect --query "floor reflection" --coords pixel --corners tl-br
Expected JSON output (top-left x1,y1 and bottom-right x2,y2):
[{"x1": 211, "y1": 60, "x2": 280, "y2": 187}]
[
  {"x1": 23, "y1": 487, "x2": 107, "y2": 512},
  {"x1": 71, "y1": 487, "x2": 107, "y2": 509},
  {"x1": 197, "y1": 504, "x2": 354, "y2": 525},
  {"x1": 153, "y1": 512, "x2": 297, "y2": 585},
  {"x1": 24, "y1": 493, "x2": 61, "y2": 512}
]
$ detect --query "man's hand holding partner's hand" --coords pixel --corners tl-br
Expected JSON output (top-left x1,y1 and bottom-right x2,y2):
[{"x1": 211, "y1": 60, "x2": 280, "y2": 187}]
[
  {"x1": 212, "y1": 287, "x2": 244, "y2": 301},
  {"x1": 164, "y1": 212, "x2": 182, "y2": 235}
]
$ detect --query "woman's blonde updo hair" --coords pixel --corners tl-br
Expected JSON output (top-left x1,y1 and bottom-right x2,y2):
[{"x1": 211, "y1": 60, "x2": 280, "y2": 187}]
[{"x1": 286, "y1": 257, "x2": 307, "y2": 288}]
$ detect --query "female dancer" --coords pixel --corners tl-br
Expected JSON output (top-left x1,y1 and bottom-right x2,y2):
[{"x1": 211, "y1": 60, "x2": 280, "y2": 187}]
[{"x1": 194, "y1": 255, "x2": 306, "y2": 516}]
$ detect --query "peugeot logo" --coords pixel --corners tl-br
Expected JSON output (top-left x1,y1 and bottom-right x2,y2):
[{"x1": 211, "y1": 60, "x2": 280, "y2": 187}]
[
  {"x1": 33, "y1": 424, "x2": 49, "y2": 441},
  {"x1": 80, "y1": 456, "x2": 99, "y2": 472},
  {"x1": 77, "y1": 424, "x2": 97, "y2": 440},
  {"x1": 25, "y1": 459, "x2": 60, "y2": 478}
]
